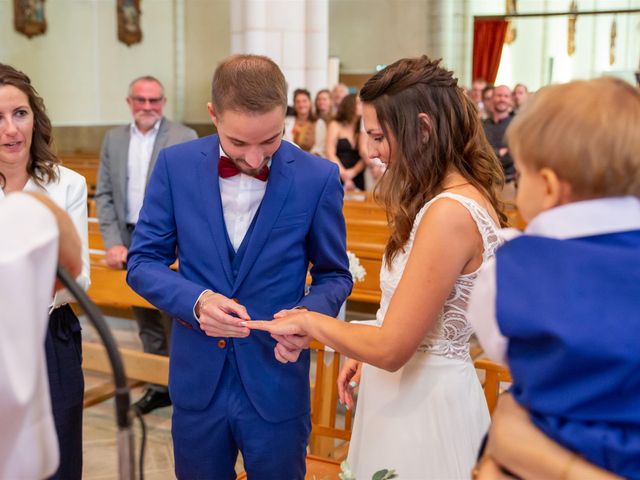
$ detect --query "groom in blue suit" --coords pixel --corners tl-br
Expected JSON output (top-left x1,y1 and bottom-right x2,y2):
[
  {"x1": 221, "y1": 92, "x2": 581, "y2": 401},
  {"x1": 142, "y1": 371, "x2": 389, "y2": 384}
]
[{"x1": 127, "y1": 54, "x2": 352, "y2": 479}]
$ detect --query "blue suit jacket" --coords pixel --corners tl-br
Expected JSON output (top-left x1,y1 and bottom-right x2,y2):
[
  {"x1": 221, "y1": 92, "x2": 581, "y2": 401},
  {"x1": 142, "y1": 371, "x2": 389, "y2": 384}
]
[{"x1": 127, "y1": 135, "x2": 352, "y2": 422}]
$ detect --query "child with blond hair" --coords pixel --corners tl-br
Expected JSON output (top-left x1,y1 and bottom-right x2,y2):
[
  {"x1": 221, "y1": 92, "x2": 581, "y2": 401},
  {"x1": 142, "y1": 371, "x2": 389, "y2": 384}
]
[{"x1": 469, "y1": 76, "x2": 640, "y2": 479}]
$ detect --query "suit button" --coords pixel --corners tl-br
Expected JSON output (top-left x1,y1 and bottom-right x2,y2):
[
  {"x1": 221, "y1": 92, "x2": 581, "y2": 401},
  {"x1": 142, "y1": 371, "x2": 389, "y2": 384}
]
[{"x1": 218, "y1": 339, "x2": 227, "y2": 349}]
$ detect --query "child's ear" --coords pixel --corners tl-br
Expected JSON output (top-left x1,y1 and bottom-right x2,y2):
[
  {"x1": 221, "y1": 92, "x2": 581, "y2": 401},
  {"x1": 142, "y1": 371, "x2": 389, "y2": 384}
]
[
  {"x1": 417, "y1": 113, "x2": 432, "y2": 143},
  {"x1": 539, "y1": 168, "x2": 573, "y2": 209}
]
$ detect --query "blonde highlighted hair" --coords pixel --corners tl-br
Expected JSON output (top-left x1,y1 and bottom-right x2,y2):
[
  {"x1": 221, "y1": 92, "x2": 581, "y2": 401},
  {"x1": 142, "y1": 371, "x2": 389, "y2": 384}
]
[{"x1": 507, "y1": 77, "x2": 640, "y2": 198}]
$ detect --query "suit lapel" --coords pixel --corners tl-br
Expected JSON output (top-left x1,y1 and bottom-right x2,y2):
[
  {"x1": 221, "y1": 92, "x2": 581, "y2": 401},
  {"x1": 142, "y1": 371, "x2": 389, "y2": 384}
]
[
  {"x1": 197, "y1": 136, "x2": 234, "y2": 288},
  {"x1": 147, "y1": 118, "x2": 169, "y2": 184},
  {"x1": 117, "y1": 126, "x2": 130, "y2": 209},
  {"x1": 232, "y1": 146, "x2": 294, "y2": 293}
]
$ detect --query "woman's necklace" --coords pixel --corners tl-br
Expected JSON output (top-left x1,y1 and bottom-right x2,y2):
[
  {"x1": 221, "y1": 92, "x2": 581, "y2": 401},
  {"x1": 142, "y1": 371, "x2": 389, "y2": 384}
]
[{"x1": 441, "y1": 181, "x2": 470, "y2": 191}]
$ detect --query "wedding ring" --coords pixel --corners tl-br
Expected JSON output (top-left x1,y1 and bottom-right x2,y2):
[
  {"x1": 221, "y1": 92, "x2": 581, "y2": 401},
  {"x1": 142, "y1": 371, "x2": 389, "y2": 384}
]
[{"x1": 349, "y1": 380, "x2": 358, "y2": 389}]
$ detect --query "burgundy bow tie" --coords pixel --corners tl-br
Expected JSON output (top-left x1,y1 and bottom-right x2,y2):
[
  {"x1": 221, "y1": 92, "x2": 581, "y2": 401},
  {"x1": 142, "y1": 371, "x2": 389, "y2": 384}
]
[{"x1": 218, "y1": 155, "x2": 269, "y2": 182}]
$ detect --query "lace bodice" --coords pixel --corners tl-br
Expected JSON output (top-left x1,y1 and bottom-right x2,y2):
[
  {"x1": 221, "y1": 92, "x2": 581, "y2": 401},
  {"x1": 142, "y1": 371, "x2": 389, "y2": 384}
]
[{"x1": 375, "y1": 192, "x2": 501, "y2": 360}]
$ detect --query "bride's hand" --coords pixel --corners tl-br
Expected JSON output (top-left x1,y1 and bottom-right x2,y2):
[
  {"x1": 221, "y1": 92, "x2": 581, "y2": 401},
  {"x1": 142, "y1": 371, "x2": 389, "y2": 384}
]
[
  {"x1": 271, "y1": 308, "x2": 312, "y2": 351},
  {"x1": 337, "y1": 358, "x2": 362, "y2": 410},
  {"x1": 243, "y1": 311, "x2": 308, "y2": 336}
]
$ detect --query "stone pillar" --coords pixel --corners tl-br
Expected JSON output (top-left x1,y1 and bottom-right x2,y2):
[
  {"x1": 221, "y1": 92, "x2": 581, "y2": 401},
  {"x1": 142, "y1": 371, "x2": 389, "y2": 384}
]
[
  {"x1": 425, "y1": 0, "x2": 471, "y2": 85},
  {"x1": 230, "y1": 0, "x2": 329, "y2": 99}
]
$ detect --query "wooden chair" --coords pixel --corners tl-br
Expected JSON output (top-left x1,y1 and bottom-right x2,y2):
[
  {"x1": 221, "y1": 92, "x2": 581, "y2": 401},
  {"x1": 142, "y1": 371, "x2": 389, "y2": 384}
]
[
  {"x1": 474, "y1": 358, "x2": 512, "y2": 415},
  {"x1": 236, "y1": 341, "x2": 350, "y2": 479},
  {"x1": 504, "y1": 202, "x2": 527, "y2": 231},
  {"x1": 308, "y1": 340, "x2": 353, "y2": 459}
]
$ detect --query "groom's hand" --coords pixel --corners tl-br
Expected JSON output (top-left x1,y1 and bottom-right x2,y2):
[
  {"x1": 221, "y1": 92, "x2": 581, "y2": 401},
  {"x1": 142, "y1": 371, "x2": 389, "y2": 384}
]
[
  {"x1": 196, "y1": 292, "x2": 251, "y2": 338},
  {"x1": 272, "y1": 308, "x2": 312, "y2": 350},
  {"x1": 271, "y1": 308, "x2": 311, "y2": 364}
]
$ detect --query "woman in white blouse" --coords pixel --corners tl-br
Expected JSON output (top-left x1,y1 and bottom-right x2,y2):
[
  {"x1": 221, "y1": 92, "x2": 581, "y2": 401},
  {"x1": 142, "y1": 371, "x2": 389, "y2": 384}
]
[{"x1": 0, "y1": 63, "x2": 89, "y2": 480}]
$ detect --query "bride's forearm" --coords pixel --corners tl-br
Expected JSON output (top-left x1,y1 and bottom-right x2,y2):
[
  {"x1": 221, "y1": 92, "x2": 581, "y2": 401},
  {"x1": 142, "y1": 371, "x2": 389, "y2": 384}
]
[{"x1": 303, "y1": 312, "x2": 411, "y2": 371}]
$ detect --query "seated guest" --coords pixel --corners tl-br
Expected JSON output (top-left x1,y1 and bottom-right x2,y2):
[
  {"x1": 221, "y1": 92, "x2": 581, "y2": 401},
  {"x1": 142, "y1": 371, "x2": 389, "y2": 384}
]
[
  {"x1": 330, "y1": 82, "x2": 349, "y2": 115},
  {"x1": 325, "y1": 93, "x2": 366, "y2": 191},
  {"x1": 314, "y1": 88, "x2": 332, "y2": 123},
  {"x1": 283, "y1": 88, "x2": 326, "y2": 156},
  {"x1": 483, "y1": 85, "x2": 515, "y2": 183},
  {"x1": 0, "y1": 63, "x2": 91, "y2": 480},
  {"x1": 469, "y1": 76, "x2": 640, "y2": 479},
  {"x1": 512, "y1": 83, "x2": 529, "y2": 114},
  {"x1": 481, "y1": 84, "x2": 494, "y2": 119},
  {"x1": 470, "y1": 78, "x2": 488, "y2": 116}
]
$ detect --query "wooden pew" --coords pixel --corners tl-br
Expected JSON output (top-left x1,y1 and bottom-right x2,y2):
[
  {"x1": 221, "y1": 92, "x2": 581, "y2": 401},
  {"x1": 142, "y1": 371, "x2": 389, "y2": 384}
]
[
  {"x1": 343, "y1": 198, "x2": 387, "y2": 305},
  {"x1": 82, "y1": 342, "x2": 168, "y2": 408},
  {"x1": 86, "y1": 261, "x2": 153, "y2": 309},
  {"x1": 60, "y1": 153, "x2": 99, "y2": 197},
  {"x1": 88, "y1": 198, "x2": 97, "y2": 218},
  {"x1": 88, "y1": 217, "x2": 104, "y2": 252}
]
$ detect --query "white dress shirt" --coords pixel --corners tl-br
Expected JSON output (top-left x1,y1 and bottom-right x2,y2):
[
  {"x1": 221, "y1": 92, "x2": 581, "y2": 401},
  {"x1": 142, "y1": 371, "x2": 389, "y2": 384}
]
[
  {"x1": 126, "y1": 121, "x2": 160, "y2": 224},
  {"x1": 0, "y1": 166, "x2": 91, "y2": 311},
  {"x1": 467, "y1": 196, "x2": 640, "y2": 364},
  {"x1": 192, "y1": 147, "x2": 270, "y2": 319},
  {"x1": 219, "y1": 146, "x2": 269, "y2": 251},
  {"x1": 0, "y1": 193, "x2": 60, "y2": 479}
]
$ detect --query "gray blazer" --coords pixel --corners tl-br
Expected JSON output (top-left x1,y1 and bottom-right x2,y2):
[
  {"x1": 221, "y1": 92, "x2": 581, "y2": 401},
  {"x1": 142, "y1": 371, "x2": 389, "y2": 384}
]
[{"x1": 95, "y1": 117, "x2": 197, "y2": 249}]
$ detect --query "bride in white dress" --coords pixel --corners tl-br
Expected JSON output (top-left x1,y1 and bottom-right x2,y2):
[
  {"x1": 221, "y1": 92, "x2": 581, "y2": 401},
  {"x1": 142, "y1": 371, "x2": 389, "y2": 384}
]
[{"x1": 246, "y1": 56, "x2": 507, "y2": 479}]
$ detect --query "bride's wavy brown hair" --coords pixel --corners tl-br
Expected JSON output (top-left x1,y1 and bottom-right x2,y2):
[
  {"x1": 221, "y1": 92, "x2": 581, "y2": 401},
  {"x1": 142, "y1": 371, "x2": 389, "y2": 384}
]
[{"x1": 360, "y1": 56, "x2": 507, "y2": 264}]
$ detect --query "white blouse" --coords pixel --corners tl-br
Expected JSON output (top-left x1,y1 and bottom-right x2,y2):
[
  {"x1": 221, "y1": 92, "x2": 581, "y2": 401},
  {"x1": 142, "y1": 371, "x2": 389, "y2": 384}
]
[{"x1": 0, "y1": 165, "x2": 91, "y2": 310}]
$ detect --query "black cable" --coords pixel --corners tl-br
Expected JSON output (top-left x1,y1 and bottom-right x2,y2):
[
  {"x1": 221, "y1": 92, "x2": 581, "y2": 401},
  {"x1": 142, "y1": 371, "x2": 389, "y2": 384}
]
[
  {"x1": 56, "y1": 266, "x2": 137, "y2": 479},
  {"x1": 133, "y1": 407, "x2": 147, "y2": 480}
]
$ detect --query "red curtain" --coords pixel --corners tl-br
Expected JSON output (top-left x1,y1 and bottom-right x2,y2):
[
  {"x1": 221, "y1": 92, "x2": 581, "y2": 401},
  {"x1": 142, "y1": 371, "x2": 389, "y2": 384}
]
[{"x1": 472, "y1": 20, "x2": 508, "y2": 84}]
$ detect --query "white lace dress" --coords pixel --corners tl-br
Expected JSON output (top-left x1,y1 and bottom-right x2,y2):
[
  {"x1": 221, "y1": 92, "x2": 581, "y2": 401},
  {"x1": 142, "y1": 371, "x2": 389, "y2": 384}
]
[{"x1": 346, "y1": 193, "x2": 501, "y2": 480}]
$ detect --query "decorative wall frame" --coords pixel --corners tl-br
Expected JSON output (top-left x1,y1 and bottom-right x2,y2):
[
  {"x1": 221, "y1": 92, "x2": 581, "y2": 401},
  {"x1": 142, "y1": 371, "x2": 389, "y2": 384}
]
[
  {"x1": 13, "y1": 0, "x2": 47, "y2": 38},
  {"x1": 118, "y1": 0, "x2": 142, "y2": 46},
  {"x1": 504, "y1": 0, "x2": 517, "y2": 45}
]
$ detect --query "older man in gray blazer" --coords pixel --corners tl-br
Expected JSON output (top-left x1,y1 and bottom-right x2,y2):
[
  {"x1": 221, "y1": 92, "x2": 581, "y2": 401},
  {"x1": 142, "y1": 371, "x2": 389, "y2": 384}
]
[{"x1": 95, "y1": 75, "x2": 197, "y2": 414}]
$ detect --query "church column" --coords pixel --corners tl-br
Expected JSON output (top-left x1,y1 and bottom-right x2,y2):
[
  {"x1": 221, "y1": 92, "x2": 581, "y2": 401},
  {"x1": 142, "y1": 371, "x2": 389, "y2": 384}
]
[
  {"x1": 425, "y1": 0, "x2": 471, "y2": 85},
  {"x1": 230, "y1": 0, "x2": 329, "y2": 99}
]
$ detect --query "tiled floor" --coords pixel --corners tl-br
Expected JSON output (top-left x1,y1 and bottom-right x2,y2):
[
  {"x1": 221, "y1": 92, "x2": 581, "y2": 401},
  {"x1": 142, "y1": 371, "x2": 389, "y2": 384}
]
[{"x1": 82, "y1": 315, "x2": 178, "y2": 479}]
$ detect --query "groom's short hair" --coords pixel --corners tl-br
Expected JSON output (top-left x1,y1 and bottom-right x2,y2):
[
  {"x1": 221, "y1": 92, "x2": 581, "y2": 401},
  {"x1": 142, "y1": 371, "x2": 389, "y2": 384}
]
[{"x1": 211, "y1": 54, "x2": 288, "y2": 115}]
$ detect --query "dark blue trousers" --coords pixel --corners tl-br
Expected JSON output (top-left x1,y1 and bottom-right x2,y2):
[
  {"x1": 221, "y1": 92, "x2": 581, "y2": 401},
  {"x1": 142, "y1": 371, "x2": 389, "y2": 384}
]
[
  {"x1": 45, "y1": 305, "x2": 84, "y2": 480},
  {"x1": 172, "y1": 343, "x2": 310, "y2": 480}
]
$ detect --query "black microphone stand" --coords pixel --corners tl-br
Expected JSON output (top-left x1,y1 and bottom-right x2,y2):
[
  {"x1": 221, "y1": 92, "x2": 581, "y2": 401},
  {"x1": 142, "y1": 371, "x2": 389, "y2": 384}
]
[{"x1": 57, "y1": 266, "x2": 136, "y2": 480}]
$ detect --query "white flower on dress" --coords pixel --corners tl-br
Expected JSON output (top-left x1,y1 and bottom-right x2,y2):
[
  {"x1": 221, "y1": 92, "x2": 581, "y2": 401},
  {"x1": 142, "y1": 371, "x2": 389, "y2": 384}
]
[
  {"x1": 347, "y1": 250, "x2": 366, "y2": 283},
  {"x1": 338, "y1": 461, "x2": 397, "y2": 480}
]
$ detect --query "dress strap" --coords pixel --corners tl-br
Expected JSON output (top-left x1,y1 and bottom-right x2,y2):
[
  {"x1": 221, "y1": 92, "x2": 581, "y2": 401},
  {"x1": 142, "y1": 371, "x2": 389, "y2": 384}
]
[{"x1": 414, "y1": 192, "x2": 501, "y2": 261}]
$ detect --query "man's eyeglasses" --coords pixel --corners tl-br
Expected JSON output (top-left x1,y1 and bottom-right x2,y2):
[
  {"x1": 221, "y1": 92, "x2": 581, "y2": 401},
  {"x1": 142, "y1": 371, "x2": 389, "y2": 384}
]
[{"x1": 129, "y1": 96, "x2": 165, "y2": 106}]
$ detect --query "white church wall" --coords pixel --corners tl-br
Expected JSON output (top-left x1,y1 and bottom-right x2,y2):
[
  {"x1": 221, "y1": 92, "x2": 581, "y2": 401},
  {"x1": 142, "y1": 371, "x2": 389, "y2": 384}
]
[{"x1": 0, "y1": 0, "x2": 231, "y2": 126}]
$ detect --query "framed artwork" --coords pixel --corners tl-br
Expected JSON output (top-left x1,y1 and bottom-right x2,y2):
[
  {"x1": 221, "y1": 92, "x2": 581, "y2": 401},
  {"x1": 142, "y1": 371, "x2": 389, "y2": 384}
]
[
  {"x1": 13, "y1": 0, "x2": 47, "y2": 38},
  {"x1": 118, "y1": 0, "x2": 142, "y2": 46}
]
